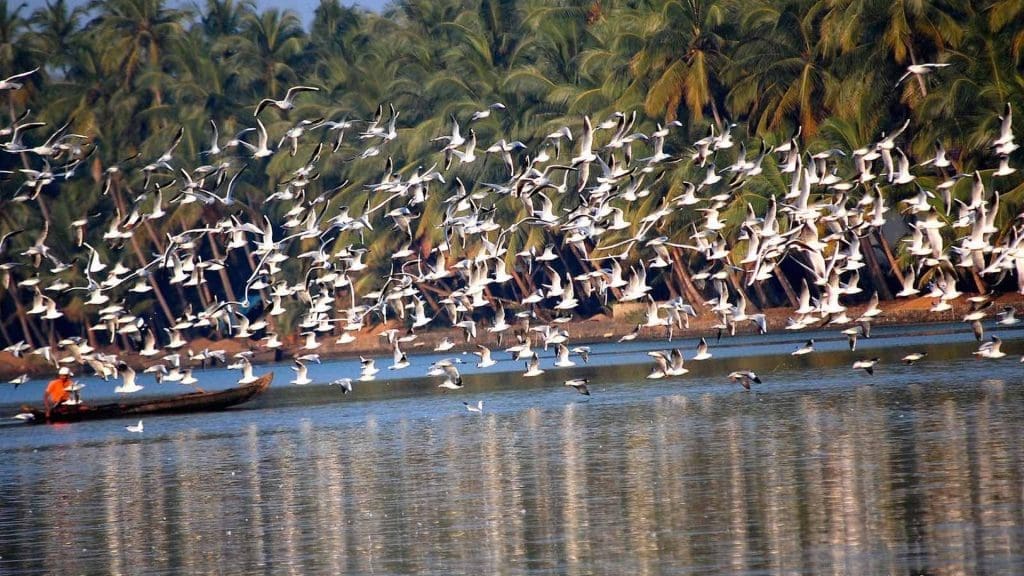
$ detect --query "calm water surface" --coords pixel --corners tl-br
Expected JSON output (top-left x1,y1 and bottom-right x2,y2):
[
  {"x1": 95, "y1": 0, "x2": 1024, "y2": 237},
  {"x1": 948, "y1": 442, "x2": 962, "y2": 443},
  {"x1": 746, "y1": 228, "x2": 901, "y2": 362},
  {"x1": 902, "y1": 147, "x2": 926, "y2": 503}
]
[{"x1": 1, "y1": 325, "x2": 1023, "y2": 575}]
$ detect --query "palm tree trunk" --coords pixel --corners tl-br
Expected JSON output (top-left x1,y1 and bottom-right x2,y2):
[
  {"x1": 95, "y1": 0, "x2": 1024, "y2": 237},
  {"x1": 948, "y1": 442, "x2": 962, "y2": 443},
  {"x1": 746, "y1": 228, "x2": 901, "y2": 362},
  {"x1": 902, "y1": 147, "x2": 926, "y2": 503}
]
[
  {"x1": 7, "y1": 284, "x2": 39, "y2": 348},
  {"x1": 862, "y1": 236, "x2": 893, "y2": 300},
  {"x1": 668, "y1": 247, "x2": 707, "y2": 312},
  {"x1": 0, "y1": 306, "x2": 12, "y2": 346},
  {"x1": 208, "y1": 236, "x2": 238, "y2": 303},
  {"x1": 873, "y1": 229, "x2": 904, "y2": 286},
  {"x1": 773, "y1": 266, "x2": 799, "y2": 308}
]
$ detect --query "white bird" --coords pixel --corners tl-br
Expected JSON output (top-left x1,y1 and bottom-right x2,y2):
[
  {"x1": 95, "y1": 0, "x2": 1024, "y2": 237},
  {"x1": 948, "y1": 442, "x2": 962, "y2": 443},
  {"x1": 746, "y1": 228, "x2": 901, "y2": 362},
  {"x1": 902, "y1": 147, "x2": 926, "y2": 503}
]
[
  {"x1": 470, "y1": 102, "x2": 506, "y2": 122},
  {"x1": 791, "y1": 339, "x2": 815, "y2": 355},
  {"x1": 974, "y1": 336, "x2": 1007, "y2": 359},
  {"x1": 0, "y1": 67, "x2": 39, "y2": 91},
  {"x1": 693, "y1": 337, "x2": 712, "y2": 360},
  {"x1": 114, "y1": 366, "x2": 143, "y2": 394},
  {"x1": 389, "y1": 343, "x2": 410, "y2": 370},
  {"x1": 475, "y1": 345, "x2": 497, "y2": 368},
  {"x1": 290, "y1": 360, "x2": 312, "y2": 385},
  {"x1": 329, "y1": 378, "x2": 353, "y2": 394},
  {"x1": 564, "y1": 378, "x2": 590, "y2": 395},
  {"x1": 553, "y1": 343, "x2": 576, "y2": 367},
  {"x1": 993, "y1": 102, "x2": 1014, "y2": 147},
  {"x1": 125, "y1": 420, "x2": 144, "y2": 433},
  {"x1": 523, "y1": 355, "x2": 544, "y2": 377},
  {"x1": 359, "y1": 357, "x2": 379, "y2": 381},
  {"x1": 254, "y1": 85, "x2": 320, "y2": 116},
  {"x1": 728, "y1": 371, "x2": 761, "y2": 390},
  {"x1": 463, "y1": 400, "x2": 484, "y2": 412},
  {"x1": 852, "y1": 357, "x2": 880, "y2": 375},
  {"x1": 902, "y1": 352, "x2": 927, "y2": 365},
  {"x1": 434, "y1": 336, "x2": 456, "y2": 352},
  {"x1": 896, "y1": 63, "x2": 951, "y2": 86},
  {"x1": 437, "y1": 361, "x2": 463, "y2": 390},
  {"x1": 237, "y1": 359, "x2": 259, "y2": 385}
]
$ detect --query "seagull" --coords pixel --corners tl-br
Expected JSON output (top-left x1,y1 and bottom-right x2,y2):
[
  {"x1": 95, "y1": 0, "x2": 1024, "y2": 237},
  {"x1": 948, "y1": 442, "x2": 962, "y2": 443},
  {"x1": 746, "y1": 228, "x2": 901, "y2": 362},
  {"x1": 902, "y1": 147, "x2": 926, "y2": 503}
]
[
  {"x1": 791, "y1": 339, "x2": 815, "y2": 355},
  {"x1": 474, "y1": 344, "x2": 497, "y2": 368},
  {"x1": 0, "y1": 67, "x2": 39, "y2": 91},
  {"x1": 329, "y1": 378, "x2": 353, "y2": 394},
  {"x1": 2, "y1": 340, "x2": 30, "y2": 358},
  {"x1": 254, "y1": 85, "x2": 320, "y2": 116},
  {"x1": 896, "y1": 63, "x2": 951, "y2": 86},
  {"x1": 571, "y1": 346, "x2": 591, "y2": 363},
  {"x1": 290, "y1": 360, "x2": 312, "y2": 385},
  {"x1": 996, "y1": 306, "x2": 1019, "y2": 325},
  {"x1": 993, "y1": 102, "x2": 1013, "y2": 147},
  {"x1": 463, "y1": 400, "x2": 484, "y2": 412},
  {"x1": 470, "y1": 102, "x2": 506, "y2": 122},
  {"x1": 7, "y1": 373, "x2": 28, "y2": 388},
  {"x1": 728, "y1": 371, "x2": 761, "y2": 390},
  {"x1": 902, "y1": 352, "x2": 927, "y2": 365},
  {"x1": 564, "y1": 378, "x2": 590, "y2": 395},
  {"x1": 125, "y1": 420, "x2": 144, "y2": 433},
  {"x1": 114, "y1": 365, "x2": 143, "y2": 394},
  {"x1": 974, "y1": 336, "x2": 1007, "y2": 359},
  {"x1": 359, "y1": 357, "x2": 379, "y2": 381},
  {"x1": 852, "y1": 358, "x2": 880, "y2": 375},
  {"x1": 237, "y1": 359, "x2": 259, "y2": 385},
  {"x1": 389, "y1": 343, "x2": 410, "y2": 370},
  {"x1": 693, "y1": 337, "x2": 712, "y2": 360},
  {"x1": 523, "y1": 355, "x2": 544, "y2": 377},
  {"x1": 437, "y1": 361, "x2": 463, "y2": 390},
  {"x1": 553, "y1": 343, "x2": 576, "y2": 367}
]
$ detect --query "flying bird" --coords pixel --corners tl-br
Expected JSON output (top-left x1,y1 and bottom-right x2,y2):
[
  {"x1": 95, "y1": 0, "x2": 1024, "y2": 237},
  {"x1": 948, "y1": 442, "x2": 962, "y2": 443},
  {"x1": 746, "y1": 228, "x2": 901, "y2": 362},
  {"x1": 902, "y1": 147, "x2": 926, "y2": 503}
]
[
  {"x1": 564, "y1": 378, "x2": 590, "y2": 395},
  {"x1": 728, "y1": 371, "x2": 761, "y2": 390},
  {"x1": 254, "y1": 85, "x2": 320, "y2": 116}
]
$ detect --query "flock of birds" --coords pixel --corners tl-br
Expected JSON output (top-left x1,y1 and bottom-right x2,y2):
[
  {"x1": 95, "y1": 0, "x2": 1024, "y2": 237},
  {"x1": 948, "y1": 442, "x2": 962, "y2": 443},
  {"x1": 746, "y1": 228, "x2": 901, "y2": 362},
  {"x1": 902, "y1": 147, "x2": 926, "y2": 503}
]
[{"x1": 0, "y1": 61, "x2": 1021, "y2": 415}]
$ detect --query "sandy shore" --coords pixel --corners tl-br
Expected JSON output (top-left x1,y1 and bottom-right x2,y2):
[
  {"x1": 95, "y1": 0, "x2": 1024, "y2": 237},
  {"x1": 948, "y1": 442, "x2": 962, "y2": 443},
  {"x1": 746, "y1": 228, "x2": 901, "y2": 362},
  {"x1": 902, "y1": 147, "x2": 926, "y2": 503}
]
[{"x1": 3, "y1": 293, "x2": 1023, "y2": 381}]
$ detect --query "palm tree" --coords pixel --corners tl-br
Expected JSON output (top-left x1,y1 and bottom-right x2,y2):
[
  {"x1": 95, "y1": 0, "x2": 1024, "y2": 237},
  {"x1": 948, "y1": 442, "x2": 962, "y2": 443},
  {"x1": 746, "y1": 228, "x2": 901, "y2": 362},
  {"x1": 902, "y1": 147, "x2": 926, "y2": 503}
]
[
  {"x1": 628, "y1": 0, "x2": 736, "y2": 126},
  {"x1": 86, "y1": 0, "x2": 192, "y2": 106},
  {"x1": 227, "y1": 8, "x2": 308, "y2": 102},
  {"x1": 27, "y1": 0, "x2": 87, "y2": 77},
  {"x1": 727, "y1": 0, "x2": 837, "y2": 137}
]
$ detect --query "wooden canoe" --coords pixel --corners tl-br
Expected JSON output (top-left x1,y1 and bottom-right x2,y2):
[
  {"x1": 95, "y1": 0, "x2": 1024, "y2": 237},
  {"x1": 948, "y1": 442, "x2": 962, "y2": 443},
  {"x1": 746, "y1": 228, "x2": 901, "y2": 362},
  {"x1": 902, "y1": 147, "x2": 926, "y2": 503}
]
[{"x1": 20, "y1": 373, "x2": 272, "y2": 425}]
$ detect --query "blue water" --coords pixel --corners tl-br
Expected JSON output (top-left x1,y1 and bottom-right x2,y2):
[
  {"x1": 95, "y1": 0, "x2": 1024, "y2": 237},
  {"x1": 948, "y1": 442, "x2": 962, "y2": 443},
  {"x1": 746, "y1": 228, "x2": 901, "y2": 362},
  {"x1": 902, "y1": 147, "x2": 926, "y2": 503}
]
[{"x1": 1, "y1": 323, "x2": 1023, "y2": 574}]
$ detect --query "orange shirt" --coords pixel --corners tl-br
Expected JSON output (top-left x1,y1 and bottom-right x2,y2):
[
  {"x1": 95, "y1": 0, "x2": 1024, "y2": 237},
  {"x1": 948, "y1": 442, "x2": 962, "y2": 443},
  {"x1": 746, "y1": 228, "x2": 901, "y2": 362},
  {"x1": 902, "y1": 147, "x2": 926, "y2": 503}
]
[{"x1": 45, "y1": 377, "x2": 71, "y2": 406}]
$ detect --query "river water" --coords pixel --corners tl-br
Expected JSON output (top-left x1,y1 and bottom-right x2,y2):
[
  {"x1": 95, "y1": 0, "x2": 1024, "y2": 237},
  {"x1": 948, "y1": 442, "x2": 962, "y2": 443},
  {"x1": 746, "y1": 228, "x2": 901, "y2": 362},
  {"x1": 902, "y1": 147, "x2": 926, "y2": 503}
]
[{"x1": 1, "y1": 324, "x2": 1022, "y2": 574}]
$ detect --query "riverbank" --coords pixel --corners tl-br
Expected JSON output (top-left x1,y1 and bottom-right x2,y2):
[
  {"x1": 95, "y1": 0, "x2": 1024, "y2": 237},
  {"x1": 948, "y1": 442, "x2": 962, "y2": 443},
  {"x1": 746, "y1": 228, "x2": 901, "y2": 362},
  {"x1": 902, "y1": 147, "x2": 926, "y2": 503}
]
[{"x1": 3, "y1": 292, "x2": 1023, "y2": 380}]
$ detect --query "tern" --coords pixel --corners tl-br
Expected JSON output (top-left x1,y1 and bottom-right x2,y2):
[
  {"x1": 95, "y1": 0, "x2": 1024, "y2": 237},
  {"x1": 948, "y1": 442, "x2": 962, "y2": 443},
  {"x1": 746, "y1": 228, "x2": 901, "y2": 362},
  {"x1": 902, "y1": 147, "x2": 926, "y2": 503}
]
[
  {"x1": 564, "y1": 378, "x2": 591, "y2": 395},
  {"x1": 523, "y1": 355, "x2": 544, "y2": 377},
  {"x1": 728, "y1": 371, "x2": 761, "y2": 390},
  {"x1": 0, "y1": 67, "x2": 39, "y2": 91},
  {"x1": 437, "y1": 361, "x2": 463, "y2": 389},
  {"x1": 974, "y1": 336, "x2": 1006, "y2": 359},
  {"x1": 125, "y1": 420, "x2": 144, "y2": 433},
  {"x1": 902, "y1": 352, "x2": 927, "y2": 365},
  {"x1": 896, "y1": 63, "x2": 951, "y2": 86},
  {"x1": 791, "y1": 339, "x2": 815, "y2": 355},
  {"x1": 254, "y1": 85, "x2": 320, "y2": 116},
  {"x1": 330, "y1": 378, "x2": 354, "y2": 394},
  {"x1": 852, "y1": 358, "x2": 880, "y2": 375}
]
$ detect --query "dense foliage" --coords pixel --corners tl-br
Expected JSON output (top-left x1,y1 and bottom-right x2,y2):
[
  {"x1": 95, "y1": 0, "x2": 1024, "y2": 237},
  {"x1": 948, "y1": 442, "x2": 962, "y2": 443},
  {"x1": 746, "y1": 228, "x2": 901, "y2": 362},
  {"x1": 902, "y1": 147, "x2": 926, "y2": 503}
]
[{"x1": 0, "y1": 0, "x2": 1021, "y2": 351}]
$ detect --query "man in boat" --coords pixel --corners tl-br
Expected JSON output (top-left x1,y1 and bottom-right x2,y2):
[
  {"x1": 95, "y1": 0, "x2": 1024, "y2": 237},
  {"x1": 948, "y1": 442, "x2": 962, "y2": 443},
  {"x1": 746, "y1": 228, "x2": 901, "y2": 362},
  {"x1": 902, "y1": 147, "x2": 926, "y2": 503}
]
[{"x1": 44, "y1": 367, "x2": 77, "y2": 419}]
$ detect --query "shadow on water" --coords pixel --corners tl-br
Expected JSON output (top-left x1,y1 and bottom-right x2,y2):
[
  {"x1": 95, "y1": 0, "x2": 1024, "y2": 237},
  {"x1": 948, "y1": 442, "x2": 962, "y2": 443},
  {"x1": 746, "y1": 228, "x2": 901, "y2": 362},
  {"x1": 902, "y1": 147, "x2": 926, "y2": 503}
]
[{"x1": 0, "y1": 328, "x2": 1023, "y2": 574}]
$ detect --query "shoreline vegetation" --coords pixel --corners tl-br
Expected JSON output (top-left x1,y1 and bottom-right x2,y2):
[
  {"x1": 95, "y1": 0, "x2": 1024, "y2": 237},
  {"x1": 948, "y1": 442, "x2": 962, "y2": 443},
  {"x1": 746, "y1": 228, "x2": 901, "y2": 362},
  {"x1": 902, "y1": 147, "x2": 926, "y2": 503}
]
[{"x1": 0, "y1": 0, "x2": 1022, "y2": 387}]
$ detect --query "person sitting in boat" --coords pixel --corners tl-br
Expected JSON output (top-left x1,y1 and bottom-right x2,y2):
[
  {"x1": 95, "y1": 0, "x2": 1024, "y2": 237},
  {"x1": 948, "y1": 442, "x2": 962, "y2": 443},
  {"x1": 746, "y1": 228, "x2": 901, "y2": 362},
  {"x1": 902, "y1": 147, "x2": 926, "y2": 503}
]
[{"x1": 44, "y1": 367, "x2": 77, "y2": 419}]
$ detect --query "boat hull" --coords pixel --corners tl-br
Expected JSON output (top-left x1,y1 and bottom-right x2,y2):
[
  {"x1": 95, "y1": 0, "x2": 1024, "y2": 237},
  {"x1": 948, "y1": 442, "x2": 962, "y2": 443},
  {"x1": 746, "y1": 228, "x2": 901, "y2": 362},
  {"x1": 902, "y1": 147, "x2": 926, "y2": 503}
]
[{"x1": 22, "y1": 373, "x2": 272, "y2": 424}]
